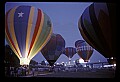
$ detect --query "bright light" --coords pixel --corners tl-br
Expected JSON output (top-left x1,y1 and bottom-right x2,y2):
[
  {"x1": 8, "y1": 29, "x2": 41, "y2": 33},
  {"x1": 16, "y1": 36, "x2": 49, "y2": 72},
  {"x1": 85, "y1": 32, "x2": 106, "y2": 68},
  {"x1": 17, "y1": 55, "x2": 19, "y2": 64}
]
[
  {"x1": 83, "y1": 64, "x2": 86, "y2": 67},
  {"x1": 45, "y1": 61, "x2": 47, "y2": 63},
  {"x1": 62, "y1": 62, "x2": 64, "y2": 63},
  {"x1": 64, "y1": 64, "x2": 66, "y2": 66},
  {"x1": 113, "y1": 64, "x2": 116, "y2": 66},
  {"x1": 20, "y1": 57, "x2": 30, "y2": 65},
  {"x1": 111, "y1": 57, "x2": 113, "y2": 59},
  {"x1": 79, "y1": 58, "x2": 85, "y2": 63}
]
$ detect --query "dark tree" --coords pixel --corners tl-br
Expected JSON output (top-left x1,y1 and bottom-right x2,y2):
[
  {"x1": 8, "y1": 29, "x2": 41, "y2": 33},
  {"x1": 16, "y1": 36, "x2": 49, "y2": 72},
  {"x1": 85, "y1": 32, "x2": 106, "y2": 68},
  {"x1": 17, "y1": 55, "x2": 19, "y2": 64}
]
[{"x1": 5, "y1": 45, "x2": 20, "y2": 67}]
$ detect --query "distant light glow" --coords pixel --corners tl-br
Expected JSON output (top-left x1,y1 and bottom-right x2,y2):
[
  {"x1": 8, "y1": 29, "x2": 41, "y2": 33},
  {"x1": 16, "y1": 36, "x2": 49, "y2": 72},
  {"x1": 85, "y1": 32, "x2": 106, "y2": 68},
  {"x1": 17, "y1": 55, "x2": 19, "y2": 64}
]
[
  {"x1": 113, "y1": 64, "x2": 116, "y2": 66},
  {"x1": 111, "y1": 57, "x2": 113, "y2": 59},
  {"x1": 103, "y1": 64, "x2": 116, "y2": 67},
  {"x1": 45, "y1": 61, "x2": 47, "y2": 63},
  {"x1": 64, "y1": 64, "x2": 66, "y2": 66},
  {"x1": 61, "y1": 62, "x2": 64, "y2": 64},
  {"x1": 99, "y1": 60, "x2": 100, "y2": 62},
  {"x1": 73, "y1": 61, "x2": 75, "y2": 63},
  {"x1": 83, "y1": 64, "x2": 86, "y2": 67}
]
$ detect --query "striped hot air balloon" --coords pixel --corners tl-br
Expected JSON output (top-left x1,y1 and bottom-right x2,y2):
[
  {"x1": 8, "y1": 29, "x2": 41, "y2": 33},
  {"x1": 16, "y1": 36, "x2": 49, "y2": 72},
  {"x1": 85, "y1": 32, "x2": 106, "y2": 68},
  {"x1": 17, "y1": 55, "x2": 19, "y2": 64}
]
[
  {"x1": 78, "y1": 3, "x2": 116, "y2": 64},
  {"x1": 5, "y1": 5, "x2": 53, "y2": 65},
  {"x1": 41, "y1": 33, "x2": 65, "y2": 66},
  {"x1": 75, "y1": 40, "x2": 94, "y2": 62},
  {"x1": 63, "y1": 47, "x2": 76, "y2": 65}
]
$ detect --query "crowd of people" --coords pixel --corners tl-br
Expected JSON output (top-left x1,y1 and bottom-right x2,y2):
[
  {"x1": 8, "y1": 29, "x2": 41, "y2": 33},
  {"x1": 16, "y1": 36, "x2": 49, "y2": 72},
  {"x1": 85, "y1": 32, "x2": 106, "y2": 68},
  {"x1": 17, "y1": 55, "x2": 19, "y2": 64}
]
[
  {"x1": 5, "y1": 64, "x2": 116, "y2": 77},
  {"x1": 5, "y1": 66, "x2": 29, "y2": 77}
]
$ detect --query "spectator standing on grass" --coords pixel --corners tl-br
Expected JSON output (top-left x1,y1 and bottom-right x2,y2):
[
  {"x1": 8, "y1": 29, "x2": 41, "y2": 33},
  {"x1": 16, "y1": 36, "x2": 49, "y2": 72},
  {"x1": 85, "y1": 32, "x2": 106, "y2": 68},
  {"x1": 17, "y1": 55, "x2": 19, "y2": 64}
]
[
  {"x1": 14, "y1": 67, "x2": 18, "y2": 77},
  {"x1": 32, "y1": 68, "x2": 35, "y2": 76},
  {"x1": 17, "y1": 68, "x2": 21, "y2": 76}
]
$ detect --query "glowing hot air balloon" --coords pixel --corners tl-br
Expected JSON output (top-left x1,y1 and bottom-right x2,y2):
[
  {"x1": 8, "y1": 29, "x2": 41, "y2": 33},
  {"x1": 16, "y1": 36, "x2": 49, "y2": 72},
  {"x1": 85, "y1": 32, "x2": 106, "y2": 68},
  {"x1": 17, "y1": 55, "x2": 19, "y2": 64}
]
[
  {"x1": 5, "y1": 5, "x2": 53, "y2": 65},
  {"x1": 78, "y1": 3, "x2": 116, "y2": 64},
  {"x1": 63, "y1": 47, "x2": 76, "y2": 65},
  {"x1": 41, "y1": 33, "x2": 65, "y2": 66},
  {"x1": 75, "y1": 40, "x2": 94, "y2": 62}
]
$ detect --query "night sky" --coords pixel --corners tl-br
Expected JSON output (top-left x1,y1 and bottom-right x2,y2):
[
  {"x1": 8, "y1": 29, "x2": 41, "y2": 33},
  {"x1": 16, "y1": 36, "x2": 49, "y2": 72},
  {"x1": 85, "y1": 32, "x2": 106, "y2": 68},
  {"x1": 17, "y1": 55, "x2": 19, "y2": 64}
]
[{"x1": 5, "y1": 2, "x2": 107, "y2": 64}]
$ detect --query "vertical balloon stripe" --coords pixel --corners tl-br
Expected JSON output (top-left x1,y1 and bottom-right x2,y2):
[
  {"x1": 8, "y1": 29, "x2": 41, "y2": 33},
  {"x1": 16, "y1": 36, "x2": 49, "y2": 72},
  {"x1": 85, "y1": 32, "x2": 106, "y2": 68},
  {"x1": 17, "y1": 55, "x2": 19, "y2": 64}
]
[
  {"x1": 84, "y1": 19, "x2": 101, "y2": 48},
  {"x1": 5, "y1": 9, "x2": 19, "y2": 57},
  {"x1": 29, "y1": 9, "x2": 43, "y2": 58},
  {"x1": 14, "y1": 6, "x2": 31, "y2": 57},
  {"x1": 94, "y1": 3, "x2": 109, "y2": 20},
  {"x1": 79, "y1": 21, "x2": 95, "y2": 48},
  {"x1": 82, "y1": 52, "x2": 86, "y2": 60},
  {"x1": 30, "y1": 28, "x2": 52, "y2": 60},
  {"x1": 86, "y1": 50, "x2": 90, "y2": 60},
  {"x1": 29, "y1": 11, "x2": 44, "y2": 59},
  {"x1": 71, "y1": 48, "x2": 74, "y2": 57},
  {"x1": 27, "y1": 9, "x2": 42, "y2": 58},
  {"x1": 34, "y1": 18, "x2": 51, "y2": 52},
  {"x1": 40, "y1": 27, "x2": 52, "y2": 50},
  {"x1": 32, "y1": 7, "x2": 38, "y2": 25},
  {"x1": 89, "y1": 4, "x2": 109, "y2": 53},
  {"x1": 5, "y1": 32, "x2": 20, "y2": 59},
  {"x1": 69, "y1": 48, "x2": 71, "y2": 57},
  {"x1": 5, "y1": 9, "x2": 21, "y2": 58},
  {"x1": 6, "y1": 8, "x2": 19, "y2": 57},
  {"x1": 28, "y1": 8, "x2": 38, "y2": 52},
  {"x1": 6, "y1": 22, "x2": 20, "y2": 59},
  {"x1": 98, "y1": 10, "x2": 112, "y2": 50},
  {"x1": 81, "y1": 15, "x2": 101, "y2": 53},
  {"x1": 28, "y1": 12, "x2": 53, "y2": 59},
  {"x1": 8, "y1": 6, "x2": 22, "y2": 58},
  {"x1": 82, "y1": 7, "x2": 102, "y2": 50},
  {"x1": 68, "y1": 48, "x2": 70, "y2": 57},
  {"x1": 78, "y1": 51, "x2": 82, "y2": 58},
  {"x1": 82, "y1": 6, "x2": 92, "y2": 24},
  {"x1": 26, "y1": 6, "x2": 35, "y2": 58},
  {"x1": 66, "y1": 48, "x2": 68, "y2": 57}
]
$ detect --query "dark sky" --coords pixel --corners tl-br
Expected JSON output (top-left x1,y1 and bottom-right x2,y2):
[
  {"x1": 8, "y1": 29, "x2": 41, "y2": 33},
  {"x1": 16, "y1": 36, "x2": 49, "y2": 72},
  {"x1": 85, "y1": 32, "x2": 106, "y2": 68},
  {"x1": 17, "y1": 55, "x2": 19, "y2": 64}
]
[{"x1": 5, "y1": 2, "x2": 107, "y2": 64}]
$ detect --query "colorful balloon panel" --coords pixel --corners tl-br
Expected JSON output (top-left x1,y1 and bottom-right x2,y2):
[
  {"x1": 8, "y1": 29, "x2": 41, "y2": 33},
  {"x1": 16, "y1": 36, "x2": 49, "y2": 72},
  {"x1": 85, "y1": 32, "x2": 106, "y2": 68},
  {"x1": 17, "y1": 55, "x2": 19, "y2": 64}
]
[
  {"x1": 78, "y1": 3, "x2": 116, "y2": 59},
  {"x1": 5, "y1": 5, "x2": 53, "y2": 65},
  {"x1": 75, "y1": 40, "x2": 94, "y2": 62},
  {"x1": 63, "y1": 47, "x2": 76, "y2": 59},
  {"x1": 41, "y1": 33, "x2": 65, "y2": 66}
]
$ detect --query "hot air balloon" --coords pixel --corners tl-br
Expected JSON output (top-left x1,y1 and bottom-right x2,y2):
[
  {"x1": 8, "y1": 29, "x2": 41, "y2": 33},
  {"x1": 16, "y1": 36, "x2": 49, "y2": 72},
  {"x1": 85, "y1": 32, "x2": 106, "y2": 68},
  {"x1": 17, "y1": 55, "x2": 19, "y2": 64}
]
[
  {"x1": 41, "y1": 33, "x2": 65, "y2": 66},
  {"x1": 78, "y1": 3, "x2": 116, "y2": 64},
  {"x1": 63, "y1": 47, "x2": 76, "y2": 65},
  {"x1": 75, "y1": 40, "x2": 94, "y2": 62},
  {"x1": 5, "y1": 5, "x2": 53, "y2": 65}
]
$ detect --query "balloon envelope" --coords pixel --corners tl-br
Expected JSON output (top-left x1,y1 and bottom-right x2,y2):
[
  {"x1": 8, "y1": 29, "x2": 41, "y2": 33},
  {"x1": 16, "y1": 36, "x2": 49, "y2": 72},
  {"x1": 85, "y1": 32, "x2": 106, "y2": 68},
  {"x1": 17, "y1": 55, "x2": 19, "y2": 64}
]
[
  {"x1": 41, "y1": 33, "x2": 65, "y2": 66},
  {"x1": 75, "y1": 40, "x2": 94, "y2": 62},
  {"x1": 63, "y1": 47, "x2": 76, "y2": 59},
  {"x1": 78, "y1": 3, "x2": 116, "y2": 61},
  {"x1": 5, "y1": 5, "x2": 53, "y2": 65}
]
